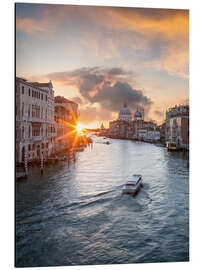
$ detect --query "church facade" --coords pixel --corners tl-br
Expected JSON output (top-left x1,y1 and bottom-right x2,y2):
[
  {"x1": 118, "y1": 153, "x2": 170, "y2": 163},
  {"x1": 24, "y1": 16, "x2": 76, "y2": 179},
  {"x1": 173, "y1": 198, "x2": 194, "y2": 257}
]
[{"x1": 109, "y1": 104, "x2": 160, "y2": 142}]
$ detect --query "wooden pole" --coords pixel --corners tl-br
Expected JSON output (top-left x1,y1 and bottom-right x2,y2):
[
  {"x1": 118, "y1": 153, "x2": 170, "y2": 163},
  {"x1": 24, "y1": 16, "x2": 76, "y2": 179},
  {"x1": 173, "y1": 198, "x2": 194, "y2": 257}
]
[
  {"x1": 24, "y1": 153, "x2": 28, "y2": 176},
  {"x1": 40, "y1": 154, "x2": 44, "y2": 175}
]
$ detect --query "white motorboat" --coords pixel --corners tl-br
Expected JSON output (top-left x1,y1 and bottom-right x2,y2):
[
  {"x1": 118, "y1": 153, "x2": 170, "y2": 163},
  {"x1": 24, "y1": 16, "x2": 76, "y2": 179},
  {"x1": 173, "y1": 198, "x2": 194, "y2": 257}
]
[{"x1": 122, "y1": 175, "x2": 143, "y2": 195}]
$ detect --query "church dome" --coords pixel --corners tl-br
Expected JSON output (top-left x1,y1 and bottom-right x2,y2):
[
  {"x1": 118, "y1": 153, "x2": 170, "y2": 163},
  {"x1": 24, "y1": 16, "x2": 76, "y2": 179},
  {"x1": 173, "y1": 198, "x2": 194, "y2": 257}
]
[
  {"x1": 118, "y1": 104, "x2": 132, "y2": 121},
  {"x1": 134, "y1": 111, "x2": 142, "y2": 118},
  {"x1": 119, "y1": 107, "x2": 132, "y2": 116}
]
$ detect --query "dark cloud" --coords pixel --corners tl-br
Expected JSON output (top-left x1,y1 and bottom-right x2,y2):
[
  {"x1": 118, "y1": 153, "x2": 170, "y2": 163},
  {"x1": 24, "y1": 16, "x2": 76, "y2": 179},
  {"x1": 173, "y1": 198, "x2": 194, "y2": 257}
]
[
  {"x1": 90, "y1": 81, "x2": 152, "y2": 112},
  {"x1": 48, "y1": 67, "x2": 131, "y2": 83},
  {"x1": 80, "y1": 73, "x2": 104, "y2": 99},
  {"x1": 47, "y1": 66, "x2": 152, "y2": 117},
  {"x1": 71, "y1": 96, "x2": 83, "y2": 104},
  {"x1": 107, "y1": 67, "x2": 131, "y2": 76}
]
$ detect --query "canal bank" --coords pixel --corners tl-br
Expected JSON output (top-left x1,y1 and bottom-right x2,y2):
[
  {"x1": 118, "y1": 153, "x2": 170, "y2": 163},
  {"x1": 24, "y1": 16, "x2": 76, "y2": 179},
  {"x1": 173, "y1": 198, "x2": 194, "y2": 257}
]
[
  {"x1": 16, "y1": 135, "x2": 93, "y2": 180},
  {"x1": 16, "y1": 138, "x2": 189, "y2": 267}
]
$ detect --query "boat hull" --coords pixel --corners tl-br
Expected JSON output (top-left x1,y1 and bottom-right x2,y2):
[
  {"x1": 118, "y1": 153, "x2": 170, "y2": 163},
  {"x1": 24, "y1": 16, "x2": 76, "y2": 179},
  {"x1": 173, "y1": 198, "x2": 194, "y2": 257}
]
[{"x1": 122, "y1": 179, "x2": 143, "y2": 195}]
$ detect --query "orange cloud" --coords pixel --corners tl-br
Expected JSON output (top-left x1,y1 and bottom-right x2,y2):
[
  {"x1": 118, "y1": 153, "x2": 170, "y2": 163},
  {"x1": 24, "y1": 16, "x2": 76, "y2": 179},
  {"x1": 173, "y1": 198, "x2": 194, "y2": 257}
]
[
  {"x1": 106, "y1": 8, "x2": 189, "y2": 78},
  {"x1": 16, "y1": 7, "x2": 57, "y2": 35},
  {"x1": 16, "y1": 6, "x2": 189, "y2": 78},
  {"x1": 143, "y1": 49, "x2": 189, "y2": 79},
  {"x1": 16, "y1": 17, "x2": 47, "y2": 34}
]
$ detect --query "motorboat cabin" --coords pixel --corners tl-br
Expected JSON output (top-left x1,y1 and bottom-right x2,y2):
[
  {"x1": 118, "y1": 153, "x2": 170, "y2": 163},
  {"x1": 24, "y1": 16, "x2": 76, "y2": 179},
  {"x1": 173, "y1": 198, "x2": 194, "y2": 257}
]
[{"x1": 122, "y1": 175, "x2": 143, "y2": 195}]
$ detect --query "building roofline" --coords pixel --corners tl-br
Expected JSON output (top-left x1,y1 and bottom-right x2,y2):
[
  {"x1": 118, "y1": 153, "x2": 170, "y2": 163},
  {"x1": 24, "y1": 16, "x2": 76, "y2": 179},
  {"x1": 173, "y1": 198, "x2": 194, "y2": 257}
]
[
  {"x1": 54, "y1": 95, "x2": 78, "y2": 105},
  {"x1": 16, "y1": 77, "x2": 49, "y2": 93}
]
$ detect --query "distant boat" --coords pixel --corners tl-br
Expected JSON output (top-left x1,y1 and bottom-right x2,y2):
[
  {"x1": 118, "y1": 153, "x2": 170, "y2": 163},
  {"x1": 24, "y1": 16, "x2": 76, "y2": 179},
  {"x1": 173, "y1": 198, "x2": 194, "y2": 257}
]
[
  {"x1": 122, "y1": 175, "x2": 143, "y2": 195},
  {"x1": 166, "y1": 141, "x2": 180, "y2": 151},
  {"x1": 16, "y1": 171, "x2": 27, "y2": 181}
]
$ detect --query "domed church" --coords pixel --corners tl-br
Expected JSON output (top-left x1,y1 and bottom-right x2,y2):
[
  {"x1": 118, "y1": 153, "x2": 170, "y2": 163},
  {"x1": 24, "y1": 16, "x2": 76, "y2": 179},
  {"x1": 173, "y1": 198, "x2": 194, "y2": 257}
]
[
  {"x1": 118, "y1": 103, "x2": 132, "y2": 122},
  {"x1": 134, "y1": 107, "x2": 144, "y2": 121}
]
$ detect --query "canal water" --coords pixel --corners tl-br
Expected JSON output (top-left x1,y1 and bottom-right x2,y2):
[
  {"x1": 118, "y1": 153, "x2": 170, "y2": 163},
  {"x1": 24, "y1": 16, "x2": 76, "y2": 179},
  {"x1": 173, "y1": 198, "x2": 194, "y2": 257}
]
[{"x1": 16, "y1": 138, "x2": 189, "y2": 267}]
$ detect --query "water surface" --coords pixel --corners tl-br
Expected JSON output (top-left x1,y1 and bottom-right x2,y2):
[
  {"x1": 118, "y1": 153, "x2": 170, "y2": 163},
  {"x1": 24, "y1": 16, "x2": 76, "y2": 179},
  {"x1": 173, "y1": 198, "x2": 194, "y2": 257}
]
[{"x1": 16, "y1": 138, "x2": 189, "y2": 267}]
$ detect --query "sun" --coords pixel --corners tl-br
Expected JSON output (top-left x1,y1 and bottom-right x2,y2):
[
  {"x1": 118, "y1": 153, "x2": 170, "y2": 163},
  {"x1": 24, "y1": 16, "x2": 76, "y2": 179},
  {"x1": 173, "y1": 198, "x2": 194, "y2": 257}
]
[{"x1": 76, "y1": 122, "x2": 85, "y2": 133}]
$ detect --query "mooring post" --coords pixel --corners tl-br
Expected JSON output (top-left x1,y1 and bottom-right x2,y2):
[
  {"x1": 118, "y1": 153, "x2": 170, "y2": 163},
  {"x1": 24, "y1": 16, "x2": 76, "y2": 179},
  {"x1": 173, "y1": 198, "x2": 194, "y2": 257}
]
[
  {"x1": 73, "y1": 150, "x2": 76, "y2": 162},
  {"x1": 24, "y1": 153, "x2": 28, "y2": 176},
  {"x1": 40, "y1": 154, "x2": 44, "y2": 175},
  {"x1": 68, "y1": 149, "x2": 71, "y2": 166}
]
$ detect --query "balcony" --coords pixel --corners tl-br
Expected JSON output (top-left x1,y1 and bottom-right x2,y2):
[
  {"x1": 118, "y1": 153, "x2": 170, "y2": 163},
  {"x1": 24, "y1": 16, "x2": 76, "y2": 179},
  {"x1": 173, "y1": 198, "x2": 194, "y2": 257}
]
[{"x1": 30, "y1": 117, "x2": 45, "y2": 123}]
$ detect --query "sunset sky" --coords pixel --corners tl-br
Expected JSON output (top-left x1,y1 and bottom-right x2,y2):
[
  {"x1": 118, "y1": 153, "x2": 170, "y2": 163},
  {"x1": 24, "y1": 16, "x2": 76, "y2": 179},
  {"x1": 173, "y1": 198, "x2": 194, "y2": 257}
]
[{"x1": 16, "y1": 3, "x2": 189, "y2": 128}]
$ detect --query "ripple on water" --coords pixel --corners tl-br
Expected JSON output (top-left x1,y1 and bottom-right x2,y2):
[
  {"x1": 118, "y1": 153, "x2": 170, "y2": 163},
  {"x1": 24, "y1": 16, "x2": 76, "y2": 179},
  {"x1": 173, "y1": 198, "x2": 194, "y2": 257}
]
[{"x1": 16, "y1": 139, "x2": 189, "y2": 267}]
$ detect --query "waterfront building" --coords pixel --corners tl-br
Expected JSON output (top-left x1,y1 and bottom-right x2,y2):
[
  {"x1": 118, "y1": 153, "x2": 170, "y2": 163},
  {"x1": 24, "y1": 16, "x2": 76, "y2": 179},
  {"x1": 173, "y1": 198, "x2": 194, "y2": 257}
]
[
  {"x1": 145, "y1": 130, "x2": 161, "y2": 142},
  {"x1": 110, "y1": 104, "x2": 132, "y2": 138},
  {"x1": 110, "y1": 104, "x2": 141, "y2": 138},
  {"x1": 131, "y1": 119, "x2": 143, "y2": 139},
  {"x1": 54, "y1": 96, "x2": 78, "y2": 152},
  {"x1": 16, "y1": 77, "x2": 56, "y2": 163},
  {"x1": 109, "y1": 120, "x2": 119, "y2": 137},
  {"x1": 109, "y1": 120, "x2": 129, "y2": 138},
  {"x1": 137, "y1": 129, "x2": 148, "y2": 140},
  {"x1": 109, "y1": 104, "x2": 161, "y2": 142},
  {"x1": 142, "y1": 121, "x2": 157, "y2": 130},
  {"x1": 99, "y1": 123, "x2": 109, "y2": 136},
  {"x1": 100, "y1": 123, "x2": 105, "y2": 130},
  {"x1": 166, "y1": 105, "x2": 189, "y2": 150},
  {"x1": 158, "y1": 122, "x2": 166, "y2": 144}
]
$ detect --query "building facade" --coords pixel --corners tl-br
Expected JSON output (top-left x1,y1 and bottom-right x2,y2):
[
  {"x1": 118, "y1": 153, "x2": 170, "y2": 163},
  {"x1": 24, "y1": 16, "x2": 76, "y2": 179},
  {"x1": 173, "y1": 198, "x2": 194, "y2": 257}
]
[
  {"x1": 54, "y1": 96, "x2": 78, "y2": 152},
  {"x1": 166, "y1": 105, "x2": 189, "y2": 150},
  {"x1": 99, "y1": 123, "x2": 109, "y2": 136},
  {"x1": 118, "y1": 103, "x2": 132, "y2": 122},
  {"x1": 16, "y1": 77, "x2": 56, "y2": 163},
  {"x1": 109, "y1": 104, "x2": 160, "y2": 142}
]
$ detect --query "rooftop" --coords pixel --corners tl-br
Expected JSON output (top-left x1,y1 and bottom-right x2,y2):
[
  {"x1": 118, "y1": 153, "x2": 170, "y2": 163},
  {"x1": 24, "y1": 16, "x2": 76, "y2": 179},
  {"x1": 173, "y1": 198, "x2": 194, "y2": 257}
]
[
  {"x1": 30, "y1": 81, "x2": 53, "y2": 89},
  {"x1": 16, "y1": 77, "x2": 49, "y2": 92},
  {"x1": 54, "y1": 96, "x2": 77, "y2": 105}
]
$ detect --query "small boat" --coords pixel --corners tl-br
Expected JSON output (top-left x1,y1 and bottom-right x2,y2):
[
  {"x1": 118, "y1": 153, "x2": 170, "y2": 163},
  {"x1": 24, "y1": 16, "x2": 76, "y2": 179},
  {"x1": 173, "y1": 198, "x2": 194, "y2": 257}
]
[
  {"x1": 166, "y1": 141, "x2": 180, "y2": 151},
  {"x1": 122, "y1": 175, "x2": 143, "y2": 195},
  {"x1": 16, "y1": 172, "x2": 27, "y2": 181}
]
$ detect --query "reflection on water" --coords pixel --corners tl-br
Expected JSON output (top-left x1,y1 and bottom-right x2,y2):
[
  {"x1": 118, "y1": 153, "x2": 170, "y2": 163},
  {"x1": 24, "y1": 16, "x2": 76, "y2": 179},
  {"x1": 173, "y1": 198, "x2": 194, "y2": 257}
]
[{"x1": 16, "y1": 138, "x2": 189, "y2": 267}]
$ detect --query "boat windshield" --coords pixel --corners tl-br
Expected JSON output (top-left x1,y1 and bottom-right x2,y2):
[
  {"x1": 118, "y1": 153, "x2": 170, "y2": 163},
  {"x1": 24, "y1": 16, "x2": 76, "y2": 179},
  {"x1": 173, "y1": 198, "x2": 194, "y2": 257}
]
[{"x1": 126, "y1": 183, "x2": 136, "y2": 187}]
